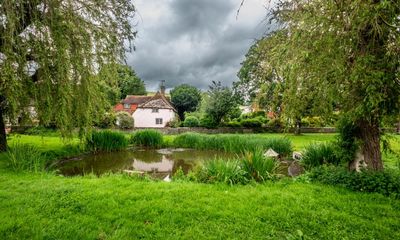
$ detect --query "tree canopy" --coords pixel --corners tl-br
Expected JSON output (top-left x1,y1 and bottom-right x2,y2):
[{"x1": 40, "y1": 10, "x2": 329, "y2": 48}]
[
  {"x1": 117, "y1": 65, "x2": 146, "y2": 99},
  {"x1": 205, "y1": 81, "x2": 239, "y2": 125},
  {"x1": 170, "y1": 84, "x2": 202, "y2": 121},
  {"x1": 0, "y1": 0, "x2": 136, "y2": 150},
  {"x1": 245, "y1": 0, "x2": 400, "y2": 170}
]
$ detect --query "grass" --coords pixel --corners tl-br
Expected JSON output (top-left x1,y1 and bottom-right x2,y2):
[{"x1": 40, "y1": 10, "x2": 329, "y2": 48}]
[
  {"x1": 85, "y1": 130, "x2": 128, "y2": 152},
  {"x1": 172, "y1": 133, "x2": 293, "y2": 156},
  {"x1": 131, "y1": 129, "x2": 164, "y2": 148},
  {"x1": 0, "y1": 172, "x2": 399, "y2": 239},
  {"x1": 0, "y1": 133, "x2": 399, "y2": 239}
]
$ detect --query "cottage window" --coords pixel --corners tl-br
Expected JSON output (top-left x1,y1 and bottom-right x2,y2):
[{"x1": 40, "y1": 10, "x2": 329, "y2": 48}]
[
  {"x1": 123, "y1": 103, "x2": 130, "y2": 109},
  {"x1": 152, "y1": 108, "x2": 159, "y2": 113},
  {"x1": 156, "y1": 118, "x2": 163, "y2": 125}
]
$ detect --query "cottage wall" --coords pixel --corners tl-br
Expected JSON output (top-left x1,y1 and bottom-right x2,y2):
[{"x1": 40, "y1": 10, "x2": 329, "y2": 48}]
[{"x1": 132, "y1": 108, "x2": 175, "y2": 128}]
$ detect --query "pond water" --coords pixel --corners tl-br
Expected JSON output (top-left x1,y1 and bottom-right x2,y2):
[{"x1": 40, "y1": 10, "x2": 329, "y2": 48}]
[{"x1": 57, "y1": 148, "x2": 234, "y2": 177}]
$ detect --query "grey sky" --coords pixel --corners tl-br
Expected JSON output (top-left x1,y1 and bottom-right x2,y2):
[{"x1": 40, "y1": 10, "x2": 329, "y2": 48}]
[{"x1": 127, "y1": 0, "x2": 271, "y2": 91}]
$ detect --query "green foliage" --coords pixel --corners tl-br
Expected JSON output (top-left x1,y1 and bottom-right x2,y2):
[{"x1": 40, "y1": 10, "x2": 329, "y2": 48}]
[
  {"x1": 196, "y1": 159, "x2": 247, "y2": 185},
  {"x1": 6, "y1": 142, "x2": 47, "y2": 172},
  {"x1": 172, "y1": 133, "x2": 292, "y2": 156},
  {"x1": 199, "y1": 115, "x2": 217, "y2": 128},
  {"x1": 301, "y1": 143, "x2": 340, "y2": 170},
  {"x1": 240, "y1": 118, "x2": 264, "y2": 128},
  {"x1": 117, "y1": 65, "x2": 147, "y2": 99},
  {"x1": 170, "y1": 84, "x2": 202, "y2": 121},
  {"x1": 25, "y1": 126, "x2": 60, "y2": 137},
  {"x1": 85, "y1": 130, "x2": 128, "y2": 153},
  {"x1": 205, "y1": 81, "x2": 239, "y2": 125},
  {"x1": 335, "y1": 116, "x2": 360, "y2": 164},
  {"x1": 0, "y1": 0, "x2": 137, "y2": 144},
  {"x1": 240, "y1": 149, "x2": 278, "y2": 182},
  {"x1": 308, "y1": 166, "x2": 400, "y2": 198},
  {"x1": 131, "y1": 130, "x2": 163, "y2": 148},
  {"x1": 183, "y1": 116, "x2": 200, "y2": 127},
  {"x1": 116, "y1": 112, "x2": 134, "y2": 130},
  {"x1": 267, "y1": 118, "x2": 283, "y2": 129},
  {"x1": 224, "y1": 121, "x2": 242, "y2": 128},
  {"x1": 96, "y1": 112, "x2": 116, "y2": 129}
]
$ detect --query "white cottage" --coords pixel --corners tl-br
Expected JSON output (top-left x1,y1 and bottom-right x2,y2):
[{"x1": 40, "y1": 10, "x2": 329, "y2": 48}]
[{"x1": 132, "y1": 91, "x2": 177, "y2": 128}]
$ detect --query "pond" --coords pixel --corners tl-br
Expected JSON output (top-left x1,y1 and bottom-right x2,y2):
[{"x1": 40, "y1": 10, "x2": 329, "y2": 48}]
[{"x1": 57, "y1": 148, "x2": 234, "y2": 178}]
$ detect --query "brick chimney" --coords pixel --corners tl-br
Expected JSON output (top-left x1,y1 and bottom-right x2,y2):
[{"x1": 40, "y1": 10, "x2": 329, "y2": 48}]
[{"x1": 160, "y1": 80, "x2": 166, "y2": 95}]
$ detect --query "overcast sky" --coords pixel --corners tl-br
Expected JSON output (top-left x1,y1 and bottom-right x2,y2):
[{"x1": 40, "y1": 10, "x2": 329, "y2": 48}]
[{"x1": 126, "y1": 0, "x2": 272, "y2": 92}]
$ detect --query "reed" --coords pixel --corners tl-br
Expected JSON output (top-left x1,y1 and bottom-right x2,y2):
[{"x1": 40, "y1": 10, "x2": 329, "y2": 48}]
[
  {"x1": 6, "y1": 142, "x2": 47, "y2": 172},
  {"x1": 85, "y1": 130, "x2": 128, "y2": 153},
  {"x1": 130, "y1": 129, "x2": 163, "y2": 148},
  {"x1": 240, "y1": 149, "x2": 279, "y2": 182},
  {"x1": 173, "y1": 133, "x2": 292, "y2": 156}
]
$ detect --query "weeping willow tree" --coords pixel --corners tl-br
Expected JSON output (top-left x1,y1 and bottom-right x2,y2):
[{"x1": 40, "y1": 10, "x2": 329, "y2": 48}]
[
  {"x1": 254, "y1": 0, "x2": 400, "y2": 170},
  {"x1": 0, "y1": 0, "x2": 136, "y2": 151}
]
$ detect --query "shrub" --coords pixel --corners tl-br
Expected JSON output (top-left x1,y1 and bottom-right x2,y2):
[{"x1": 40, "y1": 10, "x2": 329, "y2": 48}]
[
  {"x1": 224, "y1": 121, "x2": 242, "y2": 128},
  {"x1": 240, "y1": 149, "x2": 278, "y2": 182},
  {"x1": 240, "y1": 118, "x2": 263, "y2": 128},
  {"x1": 6, "y1": 142, "x2": 47, "y2": 172},
  {"x1": 85, "y1": 130, "x2": 128, "y2": 152},
  {"x1": 200, "y1": 115, "x2": 218, "y2": 128},
  {"x1": 335, "y1": 116, "x2": 359, "y2": 164},
  {"x1": 165, "y1": 117, "x2": 181, "y2": 128},
  {"x1": 308, "y1": 166, "x2": 400, "y2": 198},
  {"x1": 116, "y1": 112, "x2": 134, "y2": 129},
  {"x1": 25, "y1": 126, "x2": 59, "y2": 136},
  {"x1": 172, "y1": 133, "x2": 292, "y2": 156},
  {"x1": 131, "y1": 129, "x2": 163, "y2": 148},
  {"x1": 267, "y1": 118, "x2": 283, "y2": 129},
  {"x1": 196, "y1": 159, "x2": 247, "y2": 185},
  {"x1": 183, "y1": 116, "x2": 200, "y2": 127},
  {"x1": 301, "y1": 143, "x2": 340, "y2": 169},
  {"x1": 97, "y1": 112, "x2": 116, "y2": 129}
]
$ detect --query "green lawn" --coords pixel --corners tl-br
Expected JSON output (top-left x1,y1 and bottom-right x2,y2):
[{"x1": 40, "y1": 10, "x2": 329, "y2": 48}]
[
  {"x1": 0, "y1": 172, "x2": 399, "y2": 240},
  {"x1": 1, "y1": 133, "x2": 399, "y2": 239}
]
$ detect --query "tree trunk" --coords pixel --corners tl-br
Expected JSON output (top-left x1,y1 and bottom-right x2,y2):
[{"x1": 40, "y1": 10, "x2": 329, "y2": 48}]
[
  {"x1": 0, "y1": 107, "x2": 7, "y2": 152},
  {"x1": 358, "y1": 120, "x2": 383, "y2": 171},
  {"x1": 294, "y1": 118, "x2": 302, "y2": 135}
]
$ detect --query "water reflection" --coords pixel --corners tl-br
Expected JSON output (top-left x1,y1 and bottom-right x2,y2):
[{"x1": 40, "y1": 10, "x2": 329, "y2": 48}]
[{"x1": 58, "y1": 149, "x2": 232, "y2": 176}]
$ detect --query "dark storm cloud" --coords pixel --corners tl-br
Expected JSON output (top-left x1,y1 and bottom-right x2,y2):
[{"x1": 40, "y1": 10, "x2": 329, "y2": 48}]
[{"x1": 127, "y1": 0, "x2": 269, "y2": 91}]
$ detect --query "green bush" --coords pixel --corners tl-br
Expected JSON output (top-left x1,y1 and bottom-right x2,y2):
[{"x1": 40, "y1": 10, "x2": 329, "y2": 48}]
[
  {"x1": 200, "y1": 115, "x2": 218, "y2": 128},
  {"x1": 97, "y1": 112, "x2": 116, "y2": 129},
  {"x1": 224, "y1": 121, "x2": 242, "y2": 128},
  {"x1": 196, "y1": 159, "x2": 247, "y2": 185},
  {"x1": 240, "y1": 149, "x2": 278, "y2": 182},
  {"x1": 85, "y1": 130, "x2": 128, "y2": 152},
  {"x1": 183, "y1": 116, "x2": 200, "y2": 127},
  {"x1": 25, "y1": 126, "x2": 59, "y2": 136},
  {"x1": 335, "y1": 116, "x2": 359, "y2": 164},
  {"x1": 240, "y1": 118, "x2": 263, "y2": 128},
  {"x1": 131, "y1": 129, "x2": 163, "y2": 148},
  {"x1": 116, "y1": 112, "x2": 134, "y2": 129},
  {"x1": 6, "y1": 142, "x2": 47, "y2": 172},
  {"x1": 301, "y1": 143, "x2": 340, "y2": 169},
  {"x1": 308, "y1": 166, "x2": 400, "y2": 198},
  {"x1": 267, "y1": 118, "x2": 283, "y2": 129},
  {"x1": 172, "y1": 133, "x2": 292, "y2": 156},
  {"x1": 166, "y1": 117, "x2": 181, "y2": 128}
]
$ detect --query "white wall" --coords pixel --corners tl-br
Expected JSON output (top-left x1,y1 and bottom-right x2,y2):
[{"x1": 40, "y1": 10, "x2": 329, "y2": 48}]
[{"x1": 132, "y1": 108, "x2": 175, "y2": 128}]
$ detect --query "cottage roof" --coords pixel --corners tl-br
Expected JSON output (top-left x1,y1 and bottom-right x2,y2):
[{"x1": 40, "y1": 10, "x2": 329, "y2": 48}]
[
  {"x1": 139, "y1": 91, "x2": 176, "y2": 111},
  {"x1": 121, "y1": 95, "x2": 152, "y2": 105}
]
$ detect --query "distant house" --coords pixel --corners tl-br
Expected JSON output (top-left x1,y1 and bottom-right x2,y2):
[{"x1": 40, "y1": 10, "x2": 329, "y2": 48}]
[{"x1": 114, "y1": 89, "x2": 177, "y2": 128}]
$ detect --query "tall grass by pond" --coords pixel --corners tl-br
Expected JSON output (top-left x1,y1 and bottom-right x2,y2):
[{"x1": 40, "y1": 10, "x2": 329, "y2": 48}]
[
  {"x1": 6, "y1": 142, "x2": 47, "y2": 172},
  {"x1": 172, "y1": 132, "x2": 292, "y2": 156},
  {"x1": 301, "y1": 142, "x2": 340, "y2": 169},
  {"x1": 192, "y1": 149, "x2": 279, "y2": 185},
  {"x1": 85, "y1": 130, "x2": 128, "y2": 153},
  {"x1": 131, "y1": 129, "x2": 163, "y2": 148}
]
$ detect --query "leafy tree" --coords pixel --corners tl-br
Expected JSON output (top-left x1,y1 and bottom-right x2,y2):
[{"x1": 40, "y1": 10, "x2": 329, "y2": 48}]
[
  {"x1": 205, "y1": 81, "x2": 239, "y2": 125},
  {"x1": 118, "y1": 65, "x2": 146, "y2": 99},
  {"x1": 170, "y1": 84, "x2": 202, "y2": 121},
  {"x1": 0, "y1": 0, "x2": 136, "y2": 151},
  {"x1": 257, "y1": 0, "x2": 400, "y2": 170}
]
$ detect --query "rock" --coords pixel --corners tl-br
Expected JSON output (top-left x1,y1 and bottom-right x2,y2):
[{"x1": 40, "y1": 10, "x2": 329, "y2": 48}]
[
  {"x1": 288, "y1": 161, "x2": 304, "y2": 177},
  {"x1": 264, "y1": 148, "x2": 279, "y2": 158},
  {"x1": 292, "y1": 151, "x2": 303, "y2": 160}
]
